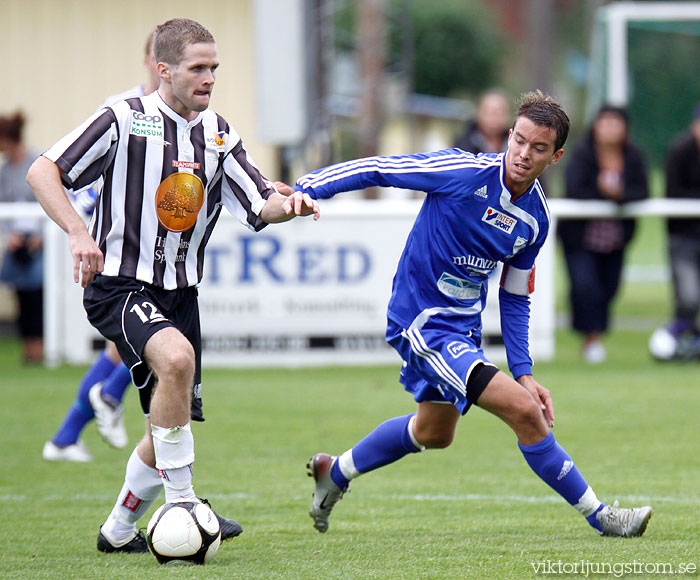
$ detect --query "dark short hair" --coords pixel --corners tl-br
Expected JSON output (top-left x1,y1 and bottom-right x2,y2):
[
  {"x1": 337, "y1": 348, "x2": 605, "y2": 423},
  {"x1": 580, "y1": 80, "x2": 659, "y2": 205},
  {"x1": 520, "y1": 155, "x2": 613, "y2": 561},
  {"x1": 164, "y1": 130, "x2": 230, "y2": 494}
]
[
  {"x1": 595, "y1": 103, "x2": 628, "y2": 125},
  {"x1": 154, "y1": 18, "x2": 215, "y2": 65},
  {"x1": 515, "y1": 90, "x2": 570, "y2": 151},
  {"x1": 0, "y1": 111, "x2": 25, "y2": 143}
]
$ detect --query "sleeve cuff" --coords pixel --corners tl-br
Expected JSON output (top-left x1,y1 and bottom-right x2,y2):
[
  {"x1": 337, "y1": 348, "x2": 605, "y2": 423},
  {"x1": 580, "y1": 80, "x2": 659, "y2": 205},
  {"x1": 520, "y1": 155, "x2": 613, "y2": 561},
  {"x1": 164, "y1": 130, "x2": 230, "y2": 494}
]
[
  {"x1": 251, "y1": 197, "x2": 267, "y2": 216},
  {"x1": 510, "y1": 363, "x2": 532, "y2": 379}
]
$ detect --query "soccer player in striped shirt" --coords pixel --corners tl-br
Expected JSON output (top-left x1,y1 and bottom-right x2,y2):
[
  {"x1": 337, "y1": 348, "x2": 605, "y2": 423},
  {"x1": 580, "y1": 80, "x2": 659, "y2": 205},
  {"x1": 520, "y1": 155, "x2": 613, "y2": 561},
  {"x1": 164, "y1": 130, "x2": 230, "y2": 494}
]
[
  {"x1": 28, "y1": 18, "x2": 319, "y2": 554},
  {"x1": 292, "y1": 91, "x2": 652, "y2": 538}
]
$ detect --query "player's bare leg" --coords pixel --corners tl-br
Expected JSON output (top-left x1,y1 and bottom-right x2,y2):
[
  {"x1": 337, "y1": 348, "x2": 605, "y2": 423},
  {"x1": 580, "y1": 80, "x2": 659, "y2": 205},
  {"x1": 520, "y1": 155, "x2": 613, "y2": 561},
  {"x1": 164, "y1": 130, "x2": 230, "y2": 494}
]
[
  {"x1": 146, "y1": 329, "x2": 242, "y2": 540},
  {"x1": 474, "y1": 371, "x2": 549, "y2": 445},
  {"x1": 412, "y1": 402, "x2": 460, "y2": 448}
]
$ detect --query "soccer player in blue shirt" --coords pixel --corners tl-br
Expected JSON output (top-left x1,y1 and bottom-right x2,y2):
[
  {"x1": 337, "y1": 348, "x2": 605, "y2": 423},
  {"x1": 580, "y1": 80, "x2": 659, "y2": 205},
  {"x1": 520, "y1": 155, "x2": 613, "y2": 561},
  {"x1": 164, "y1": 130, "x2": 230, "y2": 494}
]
[{"x1": 290, "y1": 91, "x2": 652, "y2": 537}]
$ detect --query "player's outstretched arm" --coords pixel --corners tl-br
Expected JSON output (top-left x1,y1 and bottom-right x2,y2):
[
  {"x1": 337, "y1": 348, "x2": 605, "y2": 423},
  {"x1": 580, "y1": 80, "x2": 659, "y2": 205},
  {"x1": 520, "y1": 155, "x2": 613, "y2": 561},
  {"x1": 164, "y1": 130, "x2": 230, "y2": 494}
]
[
  {"x1": 26, "y1": 156, "x2": 104, "y2": 287},
  {"x1": 516, "y1": 374, "x2": 554, "y2": 428},
  {"x1": 272, "y1": 181, "x2": 295, "y2": 196},
  {"x1": 260, "y1": 190, "x2": 320, "y2": 223}
]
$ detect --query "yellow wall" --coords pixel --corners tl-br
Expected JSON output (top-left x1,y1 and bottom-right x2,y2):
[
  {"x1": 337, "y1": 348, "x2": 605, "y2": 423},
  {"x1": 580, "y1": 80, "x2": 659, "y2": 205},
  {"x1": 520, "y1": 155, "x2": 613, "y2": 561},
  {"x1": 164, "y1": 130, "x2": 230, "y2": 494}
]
[{"x1": 1, "y1": 0, "x2": 276, "y2": 173}]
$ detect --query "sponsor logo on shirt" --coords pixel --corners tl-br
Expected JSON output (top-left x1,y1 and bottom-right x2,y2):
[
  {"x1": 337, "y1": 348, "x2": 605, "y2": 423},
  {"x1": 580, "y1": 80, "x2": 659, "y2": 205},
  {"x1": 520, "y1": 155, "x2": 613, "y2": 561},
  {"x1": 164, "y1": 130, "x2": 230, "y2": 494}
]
[
  {"x1": 482, "y1": 207, "x2": 517, "y2": 234},
  {"x1": 452, "y1": 255, "x2": 497, "y2": 275},
  {"x1": 129, "y1": 111, "x2": 164, "y2": 140},
  {"x1": 447, "y1": 340, "x2": 478, "y2": 359},
  {"x1": 437, "y1": 272, "x2": 482, "y2": 300},
  {"x1": 172, "y1": 160, "x2": 201, "y2": 169},
  {"x1": 206, "y1": 131, "x2": 227, "y2": 152},
  {"x1": 155, "y1": 172, "x2": 205, "y2": 233}
]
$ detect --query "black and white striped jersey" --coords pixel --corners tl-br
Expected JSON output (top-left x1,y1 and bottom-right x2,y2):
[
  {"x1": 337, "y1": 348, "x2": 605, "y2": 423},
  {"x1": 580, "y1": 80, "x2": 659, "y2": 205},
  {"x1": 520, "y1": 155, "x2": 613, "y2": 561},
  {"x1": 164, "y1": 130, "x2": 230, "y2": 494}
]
[{"x1": 44, "y1": 91, "x2": 272, "y2": 289}]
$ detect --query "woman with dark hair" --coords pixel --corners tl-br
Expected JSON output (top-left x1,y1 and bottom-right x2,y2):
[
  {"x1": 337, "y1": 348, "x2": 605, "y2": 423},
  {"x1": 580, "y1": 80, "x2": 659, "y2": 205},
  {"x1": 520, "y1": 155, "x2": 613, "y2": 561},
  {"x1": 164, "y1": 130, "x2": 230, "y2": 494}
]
[
  {"x1": 0, "y1": 112, "x2": 43, "y2": 363},
  {"x1": 558, "y1": 105, "x2": 649, "y2": 363}
]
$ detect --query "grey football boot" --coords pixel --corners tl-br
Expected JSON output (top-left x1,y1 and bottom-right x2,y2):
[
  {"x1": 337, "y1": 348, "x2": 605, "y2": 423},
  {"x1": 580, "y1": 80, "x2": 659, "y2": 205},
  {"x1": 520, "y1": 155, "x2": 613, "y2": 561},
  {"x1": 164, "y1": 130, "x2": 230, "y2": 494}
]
[
  {"x1": 307, "y1": 453, "x2": 348, "y2": 533},
  {"x1": 596, "y1": 501, "x2": 653, "y2": 537}
]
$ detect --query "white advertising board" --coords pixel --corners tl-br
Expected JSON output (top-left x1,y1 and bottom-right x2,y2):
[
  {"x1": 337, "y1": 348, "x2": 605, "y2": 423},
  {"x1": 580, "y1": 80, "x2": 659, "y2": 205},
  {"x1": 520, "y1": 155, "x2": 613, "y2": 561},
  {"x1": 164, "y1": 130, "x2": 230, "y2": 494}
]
[{"x1": 40, "y1": 198, "x2": 556, "y2": 368}]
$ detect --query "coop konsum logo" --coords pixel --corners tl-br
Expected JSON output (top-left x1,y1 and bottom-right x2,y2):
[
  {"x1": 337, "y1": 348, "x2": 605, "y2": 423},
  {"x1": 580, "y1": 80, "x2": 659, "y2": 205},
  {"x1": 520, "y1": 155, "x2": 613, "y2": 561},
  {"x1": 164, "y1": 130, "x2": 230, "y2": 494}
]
[
  {"x1": 481, "y1": 207, "x2": 517, "y2": 234},
  {"x1": 129, "y1": 111, "x2": 164, "y2": 140}
]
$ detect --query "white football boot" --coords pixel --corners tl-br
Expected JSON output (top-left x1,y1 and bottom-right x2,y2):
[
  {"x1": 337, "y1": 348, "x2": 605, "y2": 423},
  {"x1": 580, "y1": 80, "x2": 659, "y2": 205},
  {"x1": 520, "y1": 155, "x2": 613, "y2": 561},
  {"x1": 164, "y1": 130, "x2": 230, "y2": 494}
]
[
  {"x1": 42, "y1": 439, "x2": 92, "y2": 462},
  {"x1": 89, "y1": 382, "x2": 128, "y2": 448},
  {"x1": 596, "y1": 501, "x2": 653, "y2": 537}
]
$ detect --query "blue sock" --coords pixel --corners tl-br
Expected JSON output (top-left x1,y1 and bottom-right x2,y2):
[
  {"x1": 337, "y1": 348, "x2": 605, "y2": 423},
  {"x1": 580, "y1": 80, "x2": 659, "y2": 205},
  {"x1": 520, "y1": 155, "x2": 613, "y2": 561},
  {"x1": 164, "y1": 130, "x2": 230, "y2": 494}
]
[
  {"x1": 519, "y1": 432, "x2": 604, "y2": 531},
  {"x1": 101, "y1": 364, "x2": 132, "y2": 406},
  {"x1": 52, "y1": 403, "x2": 93, "y2": 447},
  {"x1": 585, "y1": 504, "x2": 606, "y2": 532},
  {"x1": 331, "y1": 414, "x2": 421, "y2": 489},
  {"x1": 52, "y1": 351, "x2": 116, "y2": 446}
]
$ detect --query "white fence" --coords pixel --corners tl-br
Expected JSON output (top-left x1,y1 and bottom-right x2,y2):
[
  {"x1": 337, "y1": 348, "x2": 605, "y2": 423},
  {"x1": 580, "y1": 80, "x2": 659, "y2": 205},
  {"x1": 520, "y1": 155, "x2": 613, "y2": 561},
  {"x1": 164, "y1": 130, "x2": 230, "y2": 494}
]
[{"x1": 3, "y1": 198, "x2": 700, "y2": 368}]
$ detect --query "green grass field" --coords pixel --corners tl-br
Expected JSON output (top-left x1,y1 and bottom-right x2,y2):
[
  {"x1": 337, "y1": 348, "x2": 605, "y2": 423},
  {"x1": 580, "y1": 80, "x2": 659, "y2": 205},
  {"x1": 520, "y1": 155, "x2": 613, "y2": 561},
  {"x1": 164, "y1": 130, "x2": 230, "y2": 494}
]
[
  {"x1": 2, "y1": 214, "x2": 698, "y2": 579},
  {"x1": 1, "y1": 324, "x2": 698, "y2": 579}
]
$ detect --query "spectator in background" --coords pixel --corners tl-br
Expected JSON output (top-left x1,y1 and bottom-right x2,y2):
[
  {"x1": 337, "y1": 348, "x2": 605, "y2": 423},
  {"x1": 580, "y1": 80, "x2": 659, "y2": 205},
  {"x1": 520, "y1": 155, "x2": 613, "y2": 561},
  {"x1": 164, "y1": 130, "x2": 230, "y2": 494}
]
[
  {"x1": 649, "y1": 103, "x2": 700, "y2": 360},
  {"x1": 454, "y1": 89, "x2": 510, "y2": 154},
  {"x1": 558, "y1": 105, "x2": 649, "y2": 363},
  {"x1": 0, "y1": 112, "x2": 43, "y2": 363}
]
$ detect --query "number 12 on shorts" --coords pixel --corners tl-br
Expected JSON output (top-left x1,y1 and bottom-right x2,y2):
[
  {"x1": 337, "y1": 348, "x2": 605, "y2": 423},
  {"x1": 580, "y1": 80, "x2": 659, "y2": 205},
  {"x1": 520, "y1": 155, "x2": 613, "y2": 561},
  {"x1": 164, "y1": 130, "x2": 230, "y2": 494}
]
[{"x1": 130, "y1": 301, "x2": 168, "y2": 325}]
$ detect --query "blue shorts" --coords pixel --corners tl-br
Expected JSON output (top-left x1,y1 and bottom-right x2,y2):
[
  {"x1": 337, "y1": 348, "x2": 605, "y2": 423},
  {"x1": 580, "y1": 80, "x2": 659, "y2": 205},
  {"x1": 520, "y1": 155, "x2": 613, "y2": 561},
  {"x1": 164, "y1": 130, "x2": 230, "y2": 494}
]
[{"x1": 386, "y1": 319, "x2": 496, "y2": 414}]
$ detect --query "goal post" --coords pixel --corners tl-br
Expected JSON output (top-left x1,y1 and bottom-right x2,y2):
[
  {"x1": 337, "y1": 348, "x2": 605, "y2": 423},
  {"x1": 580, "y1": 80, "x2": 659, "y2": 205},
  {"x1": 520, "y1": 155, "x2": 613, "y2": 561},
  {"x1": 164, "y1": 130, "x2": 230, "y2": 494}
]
[{"x1": 588, "y1": 2, "x2": 700, "y2": 165}]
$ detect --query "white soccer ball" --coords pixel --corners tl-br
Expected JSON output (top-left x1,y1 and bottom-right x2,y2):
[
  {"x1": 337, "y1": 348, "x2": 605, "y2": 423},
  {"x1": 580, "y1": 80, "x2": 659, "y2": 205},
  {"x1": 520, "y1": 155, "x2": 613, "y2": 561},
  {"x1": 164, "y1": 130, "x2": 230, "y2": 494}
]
[
  {"x1": 648, "y1": 327, "x2": 678, "y2": 361},
  {"x1": 146, "y1": 501, "x2": 221, "y2": 565}
]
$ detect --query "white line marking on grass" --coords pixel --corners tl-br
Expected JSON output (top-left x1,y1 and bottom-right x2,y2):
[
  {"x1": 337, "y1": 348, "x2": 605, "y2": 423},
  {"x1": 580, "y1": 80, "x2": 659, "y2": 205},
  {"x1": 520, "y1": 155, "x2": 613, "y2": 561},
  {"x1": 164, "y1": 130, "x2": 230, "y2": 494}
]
[
  {"x1": 373, "y1": 493, "x2": 700, "y2": 505},
  {"x1": 0, "y1": 492, "x2": 257, "y2": 502},
  {"x1": 3, "y1": 492, "x2": 698, "y2": 505}
]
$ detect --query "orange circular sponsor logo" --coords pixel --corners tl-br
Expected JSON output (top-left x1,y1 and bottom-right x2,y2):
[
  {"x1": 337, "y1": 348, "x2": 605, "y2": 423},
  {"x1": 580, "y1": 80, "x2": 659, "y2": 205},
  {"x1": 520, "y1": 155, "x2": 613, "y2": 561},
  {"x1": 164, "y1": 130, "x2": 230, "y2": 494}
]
[{"x1": 155, "y1": 172, "x2": 205, "y2": 232}]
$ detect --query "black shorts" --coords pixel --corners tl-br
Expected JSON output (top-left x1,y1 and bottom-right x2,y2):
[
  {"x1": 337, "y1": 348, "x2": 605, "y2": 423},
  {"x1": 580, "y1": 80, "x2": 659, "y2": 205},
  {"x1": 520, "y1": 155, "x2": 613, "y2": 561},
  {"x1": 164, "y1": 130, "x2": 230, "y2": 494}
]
[
  {"x1": 467, "y1": 363, "x2": 499, "y2": 406},
  {"x1": 83, "y1": 275, "x2": 204, "y2": 421}
]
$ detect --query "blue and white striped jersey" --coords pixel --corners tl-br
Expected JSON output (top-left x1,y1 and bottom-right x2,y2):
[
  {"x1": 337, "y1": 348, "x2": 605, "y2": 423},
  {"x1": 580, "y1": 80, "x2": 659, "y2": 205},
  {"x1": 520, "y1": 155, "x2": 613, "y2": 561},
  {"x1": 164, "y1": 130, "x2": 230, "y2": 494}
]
[{"x1": 295, "y1": 148, "x2": 551, "y2": 377}]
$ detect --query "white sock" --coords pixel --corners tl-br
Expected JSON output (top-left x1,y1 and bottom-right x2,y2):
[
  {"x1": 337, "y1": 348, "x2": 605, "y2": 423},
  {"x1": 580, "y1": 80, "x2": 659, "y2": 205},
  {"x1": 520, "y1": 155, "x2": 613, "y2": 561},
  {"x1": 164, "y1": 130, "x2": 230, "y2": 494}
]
[
  {"x1": 151, "y1": 422, "x2": 197, "y2": 502},
  {"x1": 102, "y1": 448, "x2": 163, "y2": 542},
  {"x1": 574, "y1": 485, "x2": 603, "y2": 517},
  {"x1": 161, "y1": 465, "x2": 198, "y2": 502}
]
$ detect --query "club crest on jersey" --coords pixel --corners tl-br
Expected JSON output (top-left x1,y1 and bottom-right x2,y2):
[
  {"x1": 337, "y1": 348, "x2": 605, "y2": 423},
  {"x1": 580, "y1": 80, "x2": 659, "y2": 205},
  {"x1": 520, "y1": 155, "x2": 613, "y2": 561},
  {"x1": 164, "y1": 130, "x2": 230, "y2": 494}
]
[
  {"x1": 214, "y1": 131, "x2": 226, "y2": 149},
  {"x1": 513, "y1": 236, "x2": 528, "y2": 253},
  {"x1": 482, "y1": 207, "x2": 517, "y2": 234},
  {"x1": 437, "y1": 272, "x2": 482, "y2": 300},
  {"x1": 155, "y1": 173, "x2": 205, "y2": 232},
  {"x1": 129, "y1": 111, "x2": 164, "y2": 140}
]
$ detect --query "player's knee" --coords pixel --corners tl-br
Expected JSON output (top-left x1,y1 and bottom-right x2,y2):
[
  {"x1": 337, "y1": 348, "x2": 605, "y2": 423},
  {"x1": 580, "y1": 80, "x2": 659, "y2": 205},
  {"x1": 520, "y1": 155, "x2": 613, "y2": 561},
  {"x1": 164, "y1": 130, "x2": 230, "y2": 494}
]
[
  {"x1": 415, "y1": 427, "x2": 455, "y2": 449},
  {"x1": 510, "y1": 397, "x2": 547, "y2": 436},
  {"x1": 158, "y1": 346, "x2": 195, "y2": 383}
]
